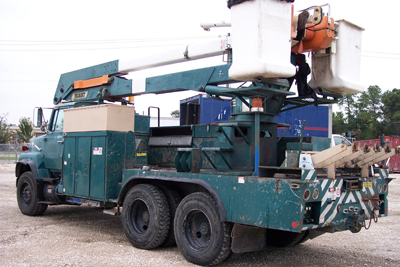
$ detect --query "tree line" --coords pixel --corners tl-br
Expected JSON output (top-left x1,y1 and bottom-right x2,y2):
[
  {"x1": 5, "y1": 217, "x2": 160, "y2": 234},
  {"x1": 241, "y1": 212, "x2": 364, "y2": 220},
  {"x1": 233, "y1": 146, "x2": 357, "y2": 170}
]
[
  {"x1": 0, "y1": 115, "x2": 34, "y2": 144},
  {"x1": 333, "y1": 85, "x2": 400, "y2": 140}
]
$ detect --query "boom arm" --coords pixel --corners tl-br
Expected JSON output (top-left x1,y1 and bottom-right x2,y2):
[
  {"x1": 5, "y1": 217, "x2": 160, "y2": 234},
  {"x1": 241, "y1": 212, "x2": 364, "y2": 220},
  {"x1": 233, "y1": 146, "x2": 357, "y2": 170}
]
[
  {"x1": 53, "y1": 0, "x2": 362, "y2": 115},
  {"x1": 53, "y1": 36, "x2": 232, "y2": 104}
]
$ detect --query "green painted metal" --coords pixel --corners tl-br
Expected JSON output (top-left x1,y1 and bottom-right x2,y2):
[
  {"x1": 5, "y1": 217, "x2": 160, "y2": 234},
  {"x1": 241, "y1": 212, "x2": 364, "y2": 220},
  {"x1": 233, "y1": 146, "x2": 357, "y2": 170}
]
[
  {"x1": 90, "y1": 136, "x2": 106, "y2": 198},
  {"x1": 75, "y1": 136, "x2": 90, "y2": 196},
  {"x1": 61, "y1": 131, "x2": 134, "y2": 202},
  {"x1": 121, "y1": 167, "x2": 391, "y2": 233},
  {"x1": 62, "y1": 137, "x2": 74, "y2": 194},
  {"x1": 42, "y1": 110, "x2": 64, "y2": 171},
  {"x1": 205, "y1": 83, "x2": 294, "y2": 98},
  {"x1": 145, "y1": 67, "x2": 214, "y2": 93},
  {"x1": 277, "y1": 137, "x2": 331, "y2": 167},
  {"x1": 60, "y1": 77, "x2": 132, "y2": 103},
  {"x1": 122, "y1": 169, "x2": 302, "y2": 231},
  {"x1": 145, "y1": 64, "x2": 234, "y2": 94},
  {"x1": 53, "y1": 60, "x2": 119, "y2": 104}
]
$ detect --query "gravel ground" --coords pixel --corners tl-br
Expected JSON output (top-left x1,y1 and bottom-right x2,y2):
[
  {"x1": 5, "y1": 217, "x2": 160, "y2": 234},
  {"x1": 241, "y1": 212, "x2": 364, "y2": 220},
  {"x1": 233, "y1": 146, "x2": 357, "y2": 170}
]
[{"x1": 1, "y1": 163, "x2": 400, "y2": 267}]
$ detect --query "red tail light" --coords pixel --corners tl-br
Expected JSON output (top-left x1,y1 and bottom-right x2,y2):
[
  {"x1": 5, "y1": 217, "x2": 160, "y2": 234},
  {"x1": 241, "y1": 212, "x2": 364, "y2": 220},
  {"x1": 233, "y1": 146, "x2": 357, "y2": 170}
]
[{"x1": 22, "y1": 146, "x2": 29, "y2": 151}]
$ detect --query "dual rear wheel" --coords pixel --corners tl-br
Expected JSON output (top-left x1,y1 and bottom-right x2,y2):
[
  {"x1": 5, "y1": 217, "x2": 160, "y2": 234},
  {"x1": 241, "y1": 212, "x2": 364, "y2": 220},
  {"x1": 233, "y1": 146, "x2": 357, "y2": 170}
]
[
  {"x1": 122, "y1": 184, "x2": 308, "y2": 265},
  {"x1": 122, "y1": 185, "x2": 231, "y2": 266}
]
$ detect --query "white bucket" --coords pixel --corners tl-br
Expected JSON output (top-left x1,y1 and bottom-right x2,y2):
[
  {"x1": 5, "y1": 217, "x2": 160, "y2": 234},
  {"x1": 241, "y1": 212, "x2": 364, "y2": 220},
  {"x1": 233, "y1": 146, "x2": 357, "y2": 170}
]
[
  {"x1": 309, "y1": 20, "x2": 365, "y2": 94},
  {"x1": 229, "y1": 0, "x2": 296, "y2": 81}
]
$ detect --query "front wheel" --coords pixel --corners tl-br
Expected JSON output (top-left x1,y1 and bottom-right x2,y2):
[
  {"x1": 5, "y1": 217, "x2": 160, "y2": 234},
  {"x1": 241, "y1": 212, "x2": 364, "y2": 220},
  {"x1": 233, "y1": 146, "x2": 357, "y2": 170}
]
[
  {"x1": 174, "y1": 192, "x2": 232, "y2": 266},
  {"x1": 17, "y1": 172, "x2": 47, "y2": 216},
  {"x1": 122, "y1": 184, "x2": 170, "y2": 249}
]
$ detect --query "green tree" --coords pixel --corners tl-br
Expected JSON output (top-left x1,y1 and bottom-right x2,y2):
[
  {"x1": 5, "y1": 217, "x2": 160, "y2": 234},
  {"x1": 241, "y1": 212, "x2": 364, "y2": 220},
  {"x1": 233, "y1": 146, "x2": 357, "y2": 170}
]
[
  {"x1": 0, "y1": 114, "x2": 13, "y2": 144},
  {"x1": 333, "y1": 94, "x2": 358, "y2": 135},
  {"x1": 381, "y1": 88, "x2": 400, "y2": 135},
  {"x1": 170, "y1": 110, "x2": 180, "y2": 118},
  {"x1": 354, "y1": 85, "x2": 383, "y2": 139},
  {"x1": 18, "y1": 117, "x2": 34, "y2": 143},
  {"x1": 338, "y1": 93, "x2": 357, "y2": 128},
  {"x1": 332, "y1": 111, "x2": 348, "y2": 134}
]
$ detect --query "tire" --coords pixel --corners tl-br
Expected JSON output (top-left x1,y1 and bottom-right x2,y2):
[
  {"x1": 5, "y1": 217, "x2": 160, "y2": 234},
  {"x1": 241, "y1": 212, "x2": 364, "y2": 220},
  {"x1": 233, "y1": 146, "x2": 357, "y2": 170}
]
[
  {"x1": 174, "y1": 192, "x2": 231, "y2": 266},
  {"x1": 17, "y1": 172, "x2": 48, "y2": 216},
  {"x1": 159, "y1": 185, "x2": 182, "y2": 247},
  {"x1": 122, "y1": 184, "x2": 170, "y2": 249},
  {"x1": 266, "y1": 229, "x2": 307, "y2": 247},
  {"x1": 296, "y1": 230, "x2": 310, "y2": 245}
]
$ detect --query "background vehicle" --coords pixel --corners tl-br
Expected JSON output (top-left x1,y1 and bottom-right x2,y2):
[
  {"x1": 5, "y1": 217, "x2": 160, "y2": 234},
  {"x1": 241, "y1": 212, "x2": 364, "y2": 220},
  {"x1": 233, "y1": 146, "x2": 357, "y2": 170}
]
[{"x1": 331, "y1": 134, "x2": 352, "y2": 147}]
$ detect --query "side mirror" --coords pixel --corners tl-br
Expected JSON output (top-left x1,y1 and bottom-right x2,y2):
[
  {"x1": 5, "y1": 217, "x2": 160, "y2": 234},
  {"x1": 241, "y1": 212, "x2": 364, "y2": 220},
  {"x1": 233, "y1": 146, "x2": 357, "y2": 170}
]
[{"x1": 36, "y1": 108, "x2": 43, "y2": 127}]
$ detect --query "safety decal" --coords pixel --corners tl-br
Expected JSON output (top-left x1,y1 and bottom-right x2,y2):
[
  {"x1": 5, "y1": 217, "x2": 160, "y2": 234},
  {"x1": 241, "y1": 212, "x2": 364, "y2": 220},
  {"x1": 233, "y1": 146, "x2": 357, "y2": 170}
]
[{"x1": 93, "y1": 147, "x2": 103, "y2": 155}]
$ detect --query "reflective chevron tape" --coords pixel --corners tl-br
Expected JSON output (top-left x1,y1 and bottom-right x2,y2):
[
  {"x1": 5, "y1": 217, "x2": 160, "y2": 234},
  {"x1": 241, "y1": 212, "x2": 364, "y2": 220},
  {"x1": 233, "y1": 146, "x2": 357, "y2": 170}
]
[
  {"x1": 302, "y1": 177, "x2": 383, "y2": 231},
  {"x1": 319, "y1": 179, "x2": 343, "y2": 225},
  {"x1": 378, "y1": 169, "x2": 389, "y2": 179},
  {"x1": 302, "y1": 169, "x2": 317, "y2": 182}
]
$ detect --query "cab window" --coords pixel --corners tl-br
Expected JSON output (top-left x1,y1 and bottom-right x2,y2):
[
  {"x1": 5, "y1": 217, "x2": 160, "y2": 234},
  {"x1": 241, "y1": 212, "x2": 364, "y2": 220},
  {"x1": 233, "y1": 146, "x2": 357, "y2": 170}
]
[
  {"x1": 333, "y1": 136, "x2": 341, "y2": 146},
  {"x1": 51, "y1": 109, "x2": 64, "y2": 132},
  {"x1": 343, "y1": 138, "x2": 351, "y2": 146},
  {"x1": 334, "y1": 136, "x2": 351, "y2": 146}
]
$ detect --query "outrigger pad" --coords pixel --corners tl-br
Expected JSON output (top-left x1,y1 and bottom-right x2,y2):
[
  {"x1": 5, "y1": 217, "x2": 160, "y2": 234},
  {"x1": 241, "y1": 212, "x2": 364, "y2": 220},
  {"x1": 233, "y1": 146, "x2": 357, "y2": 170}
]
[{"x1": 228, "y1": 0, "x2": 294, "y2": 8}]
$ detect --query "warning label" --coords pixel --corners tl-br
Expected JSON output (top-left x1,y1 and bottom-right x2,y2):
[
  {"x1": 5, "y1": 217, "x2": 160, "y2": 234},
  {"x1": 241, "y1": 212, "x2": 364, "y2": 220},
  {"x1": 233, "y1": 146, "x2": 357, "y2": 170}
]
[
  {"x1": 328, "y1": 187, "x2": 341, "y2": 200},
  {"x1": 93, "y1": 147, "x2": 103, "y2": 155}
]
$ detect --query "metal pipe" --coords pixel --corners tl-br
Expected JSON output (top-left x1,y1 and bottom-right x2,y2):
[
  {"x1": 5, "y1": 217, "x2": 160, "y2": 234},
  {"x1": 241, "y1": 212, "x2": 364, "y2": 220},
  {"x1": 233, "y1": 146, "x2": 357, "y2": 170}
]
[
  {"x1": 118, "y1": 36, "x2": 232, "y2": 74},
  {"x1": 148, "y1": 107, "x2": 160, "y2": 127},
  {"x1": 298, "y1": 120, "x2": 306, "y2": 166},
  {"x1": 254, "y1": 113, "x2": 260, "y2": 176},
  {"x1": 200, "y1": 21, "x2": 231, "y2": 31}
]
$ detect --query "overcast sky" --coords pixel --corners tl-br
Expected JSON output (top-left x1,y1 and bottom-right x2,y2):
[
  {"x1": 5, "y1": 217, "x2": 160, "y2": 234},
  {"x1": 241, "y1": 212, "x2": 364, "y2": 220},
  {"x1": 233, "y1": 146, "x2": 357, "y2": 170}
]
[{"x1": 1, "y1": 0, "x2": 400, "y2": 125}]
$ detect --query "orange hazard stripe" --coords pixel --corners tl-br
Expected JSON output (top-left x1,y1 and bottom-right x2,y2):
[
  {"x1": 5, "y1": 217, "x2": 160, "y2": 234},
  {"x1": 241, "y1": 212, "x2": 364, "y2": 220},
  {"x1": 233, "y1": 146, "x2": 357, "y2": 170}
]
[{"x1": 73, "y1": 75, "x2": 109, "y2": 89}]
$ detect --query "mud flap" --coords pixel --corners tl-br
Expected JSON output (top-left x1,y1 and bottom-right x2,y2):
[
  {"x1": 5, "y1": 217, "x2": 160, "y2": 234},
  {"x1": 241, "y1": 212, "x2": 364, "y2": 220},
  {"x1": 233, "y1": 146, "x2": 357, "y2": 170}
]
[{"x1": 231, "y1": 224, "x2": 266, "y2": 253}]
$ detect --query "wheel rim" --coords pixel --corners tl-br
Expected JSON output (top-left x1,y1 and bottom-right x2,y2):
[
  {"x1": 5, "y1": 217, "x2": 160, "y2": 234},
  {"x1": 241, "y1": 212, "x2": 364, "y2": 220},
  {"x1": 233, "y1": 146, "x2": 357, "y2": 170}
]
[
  {"x1": 20, "y1": 182, "x2": 32, "y2": 206},
  {"x1": 184, "y1": 209, "x2": 212, "y2": 251},
  {"x1": 129, "y1": 199, "x2": 150, "y2": 234}
]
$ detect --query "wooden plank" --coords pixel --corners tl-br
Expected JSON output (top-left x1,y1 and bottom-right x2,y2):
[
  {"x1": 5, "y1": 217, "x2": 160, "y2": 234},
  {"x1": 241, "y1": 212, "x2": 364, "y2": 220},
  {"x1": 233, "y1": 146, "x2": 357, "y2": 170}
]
[
  {"x1": 311, "y1": 143, "x2": 348, "y2": 167},
  {"x1": 358, "y1": 146, "x2": 400, "y2": 168},
  {"x1": 336, "y1": 144, "x2": 368, "y2": 168},
  {"x1": 347, "y1": 146, "x2": 390, "y2": 168},
  {"x1": 344, "y1": 144, "x2": 381, "y2": 168},
  {"x1": 313, "y1": 145, "x2": 353, "y2": 169},
  {"x1": 327, "y1": 164, "x2": 335, "y2": 179}
]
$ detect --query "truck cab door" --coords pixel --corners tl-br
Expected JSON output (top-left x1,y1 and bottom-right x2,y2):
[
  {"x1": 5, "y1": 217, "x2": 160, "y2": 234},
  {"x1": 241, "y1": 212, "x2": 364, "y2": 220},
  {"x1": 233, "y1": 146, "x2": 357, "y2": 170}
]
[{"x1": 43, "y1": 109, "x2": 64, "y2": 173}]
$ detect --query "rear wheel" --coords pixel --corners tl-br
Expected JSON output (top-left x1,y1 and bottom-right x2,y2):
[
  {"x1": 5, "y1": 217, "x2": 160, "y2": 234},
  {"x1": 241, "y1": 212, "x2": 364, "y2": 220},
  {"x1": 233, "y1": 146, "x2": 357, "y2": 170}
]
[
  {"x1": 122, "y1": 184, "x2": 170, "y2": 249},
  {"x1": 266, "y1": 229, "x2": 307, "y2": 247},
  {"x1": 174, "y1": 192, "x2": 231, "y2": 266},
  {"x1": 296, "y1": 230, "x2": 310, "y2": 245},
  {"x1": 159, "y1": 186, "x2": 182, "y2": 247},
  {"x1": 17, "y1": 172, "x2": 48, "y2": 216}
]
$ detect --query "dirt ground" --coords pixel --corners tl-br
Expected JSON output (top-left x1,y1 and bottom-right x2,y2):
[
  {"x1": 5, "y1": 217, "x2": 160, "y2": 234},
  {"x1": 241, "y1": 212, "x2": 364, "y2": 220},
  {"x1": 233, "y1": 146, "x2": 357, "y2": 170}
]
[{"x1": 1, "y1": 163, "x2": 400, "y2": 267}]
